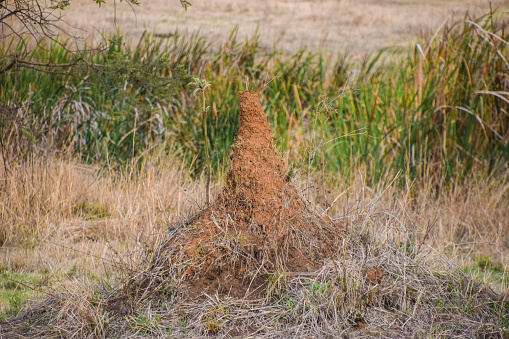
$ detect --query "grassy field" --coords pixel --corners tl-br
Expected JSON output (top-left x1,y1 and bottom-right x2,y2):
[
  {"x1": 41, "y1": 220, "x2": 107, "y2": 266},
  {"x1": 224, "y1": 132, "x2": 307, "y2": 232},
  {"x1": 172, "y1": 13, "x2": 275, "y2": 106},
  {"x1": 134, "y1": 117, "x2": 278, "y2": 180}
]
[
  {"x1": 61, "y1": 0, "x2": 502, "y2": 55},
  {"x1": 1, "y1": 5, "x2": 509, "y2": 338},
  {"x1": 0, "y1": 154, "x2": 507, "y2": 336}
]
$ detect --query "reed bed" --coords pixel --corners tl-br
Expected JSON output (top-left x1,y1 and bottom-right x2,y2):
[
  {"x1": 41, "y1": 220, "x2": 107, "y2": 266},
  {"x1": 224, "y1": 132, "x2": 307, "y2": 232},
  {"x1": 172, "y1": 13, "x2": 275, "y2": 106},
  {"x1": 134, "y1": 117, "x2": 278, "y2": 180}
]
[{"x1": 1, "y1": 11, "x2": 508, "y2": 186}]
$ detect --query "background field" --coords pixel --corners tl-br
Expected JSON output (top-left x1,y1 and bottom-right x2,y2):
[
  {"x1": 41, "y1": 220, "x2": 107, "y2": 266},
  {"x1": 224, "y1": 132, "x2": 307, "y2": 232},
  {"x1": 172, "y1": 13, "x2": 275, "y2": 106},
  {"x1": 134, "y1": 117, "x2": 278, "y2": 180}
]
[{"x1": 63, "y1": 0, "x2": 508, "y2": 55}]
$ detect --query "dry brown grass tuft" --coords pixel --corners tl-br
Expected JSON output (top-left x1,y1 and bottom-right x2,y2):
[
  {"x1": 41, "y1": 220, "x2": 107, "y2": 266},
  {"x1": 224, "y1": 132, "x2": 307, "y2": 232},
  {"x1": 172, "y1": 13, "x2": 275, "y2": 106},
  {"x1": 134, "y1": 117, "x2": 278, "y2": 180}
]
[
  {"x1": 0, "y1": 152, "x2": 216, "y2": 280},
  {"x1": 305, "y1": 167, "x2": 509, "y2": 271}
]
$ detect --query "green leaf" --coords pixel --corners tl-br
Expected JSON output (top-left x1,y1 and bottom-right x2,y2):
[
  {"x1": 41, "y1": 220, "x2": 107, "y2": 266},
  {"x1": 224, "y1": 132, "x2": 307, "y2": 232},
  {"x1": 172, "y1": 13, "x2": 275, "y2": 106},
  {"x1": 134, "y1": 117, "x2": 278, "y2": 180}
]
[
  {"x1": 180, "y1": 0, "x2": 192, "y2": 11},
  {"x1": 50, "y1": 0, "x2": 70, "y2": 10}
]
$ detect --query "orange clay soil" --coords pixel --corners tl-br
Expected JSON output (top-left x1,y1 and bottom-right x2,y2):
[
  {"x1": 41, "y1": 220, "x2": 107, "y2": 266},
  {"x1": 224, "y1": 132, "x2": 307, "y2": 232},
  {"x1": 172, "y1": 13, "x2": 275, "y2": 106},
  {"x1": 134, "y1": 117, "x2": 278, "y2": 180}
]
[{"x1": 157, "y1": 91, "x2": 342, "y2": 298}]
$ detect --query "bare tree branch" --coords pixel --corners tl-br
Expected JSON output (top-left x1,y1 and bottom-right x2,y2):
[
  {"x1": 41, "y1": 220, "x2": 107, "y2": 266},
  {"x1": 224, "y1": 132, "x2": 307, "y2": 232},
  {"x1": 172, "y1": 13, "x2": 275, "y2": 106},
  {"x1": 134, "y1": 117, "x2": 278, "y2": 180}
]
[
  {"x1": 0, "y1": 0, "x2": 64, "y2": 40},
  {"x1": 0, "y1": 0, "x2": 191, "y2": 74}
]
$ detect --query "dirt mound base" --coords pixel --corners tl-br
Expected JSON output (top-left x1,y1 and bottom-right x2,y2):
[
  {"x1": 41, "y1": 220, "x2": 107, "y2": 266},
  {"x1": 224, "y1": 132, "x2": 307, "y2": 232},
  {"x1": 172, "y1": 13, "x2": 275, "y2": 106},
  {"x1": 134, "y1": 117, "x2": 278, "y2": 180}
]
[{"x1": 155, "y1": 91, "x2": 342, "y2": 298}]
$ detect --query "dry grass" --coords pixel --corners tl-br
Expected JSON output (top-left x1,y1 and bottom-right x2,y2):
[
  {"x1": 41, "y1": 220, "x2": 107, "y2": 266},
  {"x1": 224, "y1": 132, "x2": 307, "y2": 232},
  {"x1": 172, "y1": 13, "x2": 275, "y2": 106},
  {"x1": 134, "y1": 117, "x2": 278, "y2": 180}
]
[
  {"x1": 0, "y1": 153, "x2": 214, "y2": 291},
  {"x1": 0, "y1": 154, "x2": 508, "y2": 337},
  {"x1": 318, "y1": 169, "x2": 509, "y2": 272},
  {"x1": 57, "y1": 0, "x2": 508, "y2": 55},
  {"x1": 0, "y1": 154, "x2": 507, "y2": 337},
  {"x1": 1, "y1": 154, "x2": 507, "y2": 280},
  {"x1": 2, "y1": 1, "x2": 509, "y2": 335}
]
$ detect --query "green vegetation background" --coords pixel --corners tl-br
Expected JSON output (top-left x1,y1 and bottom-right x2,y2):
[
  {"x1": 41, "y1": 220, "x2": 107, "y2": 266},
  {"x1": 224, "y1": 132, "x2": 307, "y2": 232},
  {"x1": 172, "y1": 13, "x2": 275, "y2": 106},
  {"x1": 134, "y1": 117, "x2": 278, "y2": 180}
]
[{"x1": 1, "y1": 13, "x2": 508, "y2": 189}]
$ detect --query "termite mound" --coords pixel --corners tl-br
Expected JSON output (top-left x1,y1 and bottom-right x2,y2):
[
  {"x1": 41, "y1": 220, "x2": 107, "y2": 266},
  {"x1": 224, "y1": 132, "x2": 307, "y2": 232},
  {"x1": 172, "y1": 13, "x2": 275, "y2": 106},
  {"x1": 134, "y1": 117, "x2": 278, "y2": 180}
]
[{"x1": 156, "y1": 91, "x2": 342, "y2": 298}]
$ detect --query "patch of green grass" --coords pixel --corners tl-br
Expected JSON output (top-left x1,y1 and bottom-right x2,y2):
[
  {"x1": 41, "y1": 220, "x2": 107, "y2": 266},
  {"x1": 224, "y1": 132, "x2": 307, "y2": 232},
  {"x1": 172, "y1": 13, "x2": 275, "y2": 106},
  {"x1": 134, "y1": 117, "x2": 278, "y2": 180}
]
[
  {"x1": 462, "y1": 255, "x2": 509, "y2": 286},
  {"x1": 74, "y1": 202, "x2": 110, "y2": 220},
  {"x1": 0, "y1": 272, "x2": 48, "y2": 321},
  {"x1": 477, "y1": 255, "x2": 505, "y2": 272},
  {"x1": 128, "y1": 314, "x2": 161, "y2": 335}
]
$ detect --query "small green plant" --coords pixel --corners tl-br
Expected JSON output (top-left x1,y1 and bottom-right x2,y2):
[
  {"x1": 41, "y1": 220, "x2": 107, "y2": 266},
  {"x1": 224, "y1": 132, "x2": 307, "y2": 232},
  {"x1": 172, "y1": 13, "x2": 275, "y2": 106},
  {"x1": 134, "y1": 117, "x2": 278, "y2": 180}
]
[
  {"x1": 266, "y1": 271, "x2": 288, "y2": 298},
  {"x1": 129, "y1": 314, "x2": 161, "y2": 335},
  {"x1": 189, "y1": 75, "x2": 213, "y2": 204},
  {"x1": 197, "y1": 242, "x2": 205, "y2": 256},
  {"x1": 205, "y1": 316, "x2": 220, "y2": 334},
  {"x1": 305, "y1": 280, "x2": 331, "y2": 298},
  {"x1": 236, "y1": 234, "x2": 248, "y2": 244},
  {"x1": 279, "y1": 295, "x2": 295, "y2": 311},
  {"x1": 203, "y1": 305, "x2": 230, "y2": 335}
]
